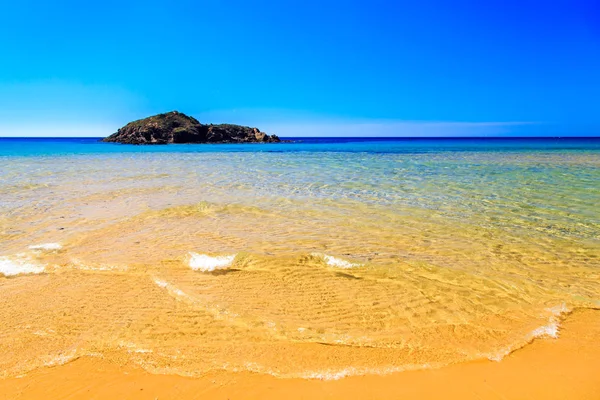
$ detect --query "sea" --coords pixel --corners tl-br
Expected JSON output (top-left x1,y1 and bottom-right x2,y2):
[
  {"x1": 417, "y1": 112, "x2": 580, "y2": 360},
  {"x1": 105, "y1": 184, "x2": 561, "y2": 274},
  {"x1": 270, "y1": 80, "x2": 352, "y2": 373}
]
[{"x1": 1, "y1": 137, "x2": 599, "y2": 379}]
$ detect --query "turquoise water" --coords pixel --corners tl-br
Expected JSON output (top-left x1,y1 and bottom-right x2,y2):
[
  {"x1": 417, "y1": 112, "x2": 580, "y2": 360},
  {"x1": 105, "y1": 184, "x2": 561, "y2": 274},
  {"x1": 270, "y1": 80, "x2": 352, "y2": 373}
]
[{"x1": 1, "y1": 137, "x2": 599, "y2": 156}]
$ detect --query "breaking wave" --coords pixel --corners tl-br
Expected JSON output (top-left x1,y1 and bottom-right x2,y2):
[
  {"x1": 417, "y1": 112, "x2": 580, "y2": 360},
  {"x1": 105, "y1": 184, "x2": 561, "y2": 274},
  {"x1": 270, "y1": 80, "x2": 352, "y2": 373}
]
[
  {"x1": 29, "y1": 243, "x2": 63, "y2": 252},
  {"x1": 486, "y1": 303, "x2": 571, "y2": 362},
  {"x1": 0, "y1": 254, "x2": 45, "y2": 277},
  {"x1": 312, "y1": 253, "x2": 363, "y2": 269},
  {"x1": 188, "y1": 252, "x2": 236, "y2": 272}
]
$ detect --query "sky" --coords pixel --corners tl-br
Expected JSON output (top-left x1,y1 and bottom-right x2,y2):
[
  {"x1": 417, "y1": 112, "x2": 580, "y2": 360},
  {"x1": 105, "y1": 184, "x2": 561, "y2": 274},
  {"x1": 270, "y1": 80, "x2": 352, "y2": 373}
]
[{"x1": 0, "y1": 0, "x2": 598, "y2": 137}]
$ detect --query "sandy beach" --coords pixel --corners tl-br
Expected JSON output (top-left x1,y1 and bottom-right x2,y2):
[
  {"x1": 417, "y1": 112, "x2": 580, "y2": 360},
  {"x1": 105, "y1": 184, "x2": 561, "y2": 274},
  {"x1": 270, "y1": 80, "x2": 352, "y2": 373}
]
[
  {"x1": 2, "y1": 0, "x2": 600, "y2": 397},
  {"x1": 1, "y1": 308, "x2": 598, "y2": 400}
]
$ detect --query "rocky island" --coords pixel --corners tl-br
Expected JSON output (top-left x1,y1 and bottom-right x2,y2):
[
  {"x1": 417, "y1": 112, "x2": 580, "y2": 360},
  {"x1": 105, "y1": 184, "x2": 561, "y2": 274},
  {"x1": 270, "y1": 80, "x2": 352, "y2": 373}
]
[{"x1": 103, "y1": 111, "x2": 280, "y2": 144}]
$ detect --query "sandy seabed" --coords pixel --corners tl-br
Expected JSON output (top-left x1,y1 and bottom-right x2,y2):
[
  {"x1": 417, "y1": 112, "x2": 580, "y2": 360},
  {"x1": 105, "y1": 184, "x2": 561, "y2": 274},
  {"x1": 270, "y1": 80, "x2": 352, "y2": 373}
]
[
  {"x1": 2, "y1": 149, "x2": 599, "y2": 399},
  {"x1": 1, "y1": 309, "x2": 598, "y2": 400}
]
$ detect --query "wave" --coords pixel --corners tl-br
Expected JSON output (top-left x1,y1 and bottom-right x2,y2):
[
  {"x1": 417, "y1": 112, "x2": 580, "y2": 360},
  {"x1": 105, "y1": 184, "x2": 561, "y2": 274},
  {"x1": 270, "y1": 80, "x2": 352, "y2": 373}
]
[
  {"x1": 0, "y1": 254, "x2": 45, "y2": 277},
  {"x1": 118, "y1": 341, "x2": 154, "y2": 354},
  {"x1": 5, "y1": 305, "x2": 592, "y2": 381},
  {"x1": 527, "y1": 303, "x2": 570, "y2": 340},
  {"x1": 296, "y1": 364, "x2": 439, "y2": 380},
  {"x1": 231, "y1": 361, "x2": 441, "y2": 381},
  {"x1": 188, "y1": 252, "x2": 236, "y2": 272},
  {"x1": 311, "y1": 253, "x2": 363, "y2": 269},
  {"x1": 29, "y1": 243, "x2": 62, "y2": 252},
  {"x1": 151, "y1": 276, "x2": 289, "y2": 338},
  {"x1": 0, "y1": 243, "x2": 64, "y2": 277},
  {"x1": 42, "y1": 349, "x2": 79, "y2": 367},
  {"x1": 153, "y1": 276, "x2": 236, "y2": 317},
  {"x1": 69, "y1": 258, "x2": 128, "y2": 272},
  {"x1": 153, "y1": 278, "x2": 190, "y2": 301},
  {"x1": 486, "y1": 303, "x2": 571, "y2": 362}
]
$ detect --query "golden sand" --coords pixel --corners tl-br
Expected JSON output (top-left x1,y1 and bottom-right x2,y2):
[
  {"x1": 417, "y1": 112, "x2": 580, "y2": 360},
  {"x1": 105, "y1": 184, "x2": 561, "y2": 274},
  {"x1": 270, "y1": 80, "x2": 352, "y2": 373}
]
[{"x1": 1, "y1": 308, "x2": 598, "y2": 399}]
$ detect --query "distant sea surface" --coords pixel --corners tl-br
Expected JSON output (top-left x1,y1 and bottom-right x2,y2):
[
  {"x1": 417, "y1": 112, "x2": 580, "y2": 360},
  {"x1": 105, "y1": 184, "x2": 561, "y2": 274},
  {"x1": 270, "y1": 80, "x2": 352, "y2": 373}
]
[
  {"x1": 1, "y1": 136, "x2": 600, "y2": 156},
  {"x1": 1, "y1": 137, "x2": 599, "y2": 379}
]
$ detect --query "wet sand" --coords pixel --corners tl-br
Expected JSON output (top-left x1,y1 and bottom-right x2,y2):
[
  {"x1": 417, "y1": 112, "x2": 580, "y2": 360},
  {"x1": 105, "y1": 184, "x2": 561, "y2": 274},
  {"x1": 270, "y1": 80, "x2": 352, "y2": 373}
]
[{"x1": 2, "y1": 308, "x2": 598, "y2": 400}]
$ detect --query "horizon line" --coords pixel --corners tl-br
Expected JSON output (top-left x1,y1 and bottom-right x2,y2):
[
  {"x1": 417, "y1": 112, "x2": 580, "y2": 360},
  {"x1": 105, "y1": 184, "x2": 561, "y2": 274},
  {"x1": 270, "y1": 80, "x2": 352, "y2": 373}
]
[{"x1": 1, "y1": 136, "x2": 599, "y2": 140}]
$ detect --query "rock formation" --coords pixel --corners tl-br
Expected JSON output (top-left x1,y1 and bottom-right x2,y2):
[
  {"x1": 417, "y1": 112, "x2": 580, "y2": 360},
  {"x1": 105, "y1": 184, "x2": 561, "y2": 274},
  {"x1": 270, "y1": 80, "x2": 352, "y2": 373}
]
[{"x1": 103, "y1": 111, "x2": 280, "y2": 144}]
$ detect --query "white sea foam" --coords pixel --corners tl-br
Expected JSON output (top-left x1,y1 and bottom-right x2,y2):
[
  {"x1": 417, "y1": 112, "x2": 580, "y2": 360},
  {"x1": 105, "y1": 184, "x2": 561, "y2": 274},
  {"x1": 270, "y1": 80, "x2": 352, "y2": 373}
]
[
  {"x1": 487, "y1": 303, "x2": 571, "y2": 362},
  {"x1": 529, "y1": 303, "x2": 571, "y2": 340},
  {"x1": 29, "y1": 243, "x2": 62, "y2": 251},
  {"x1": 70, "y1": 258, "x2": 127, "y2": 272},
  {"x1": 0, "y1": 255, "x2": 45, "y2": 277},
  {"x1": 118, "y1": 341, "x2": 153, "y2": 354},
  {"x1": 548, "y1": 303, "x2": 570, "y2": 317},
  {"x1": 528, "y1": 303, "x2": 571, "y2": 340},
  {"x1": 529, "y1": 322, "x2": 560, "y2": 339},
  {"x1": 312, "y1": 253, "x2": 363, "y2": 269},
  {"x1": 42, "y1": 349, "x2": 78, "y2": 367},
  {"x1": 188, "y1": 252, "x2": 236, "y2": 272},
  {"x1": 300, "y1": 368, "x2": 373, "y2": 380},
  {"x1": 241, "y1": 363, "x2": 437, "y2": 381},
  {"x1": 33, "y1": 329, "x2": 56, "y2": 337},
  {"x1": 487, "y1": 348, "x2": 512, "y2": 362},
  {"x1": 132, "y1": 348, "x2": 153, "y2": 354}
]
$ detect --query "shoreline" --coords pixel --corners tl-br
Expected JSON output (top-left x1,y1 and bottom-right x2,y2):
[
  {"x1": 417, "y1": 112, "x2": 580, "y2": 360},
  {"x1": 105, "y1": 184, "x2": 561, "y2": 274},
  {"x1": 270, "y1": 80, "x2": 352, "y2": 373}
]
[{"x1": 2, "y1": 308, "x2": 598, "y2": 400}]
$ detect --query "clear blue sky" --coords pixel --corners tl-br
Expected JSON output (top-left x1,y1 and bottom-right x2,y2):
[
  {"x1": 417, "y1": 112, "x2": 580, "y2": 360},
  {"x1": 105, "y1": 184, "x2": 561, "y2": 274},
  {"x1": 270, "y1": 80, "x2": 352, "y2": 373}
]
[{"x1": 0, "y1": 0, "x2": 598, "y2": 137}]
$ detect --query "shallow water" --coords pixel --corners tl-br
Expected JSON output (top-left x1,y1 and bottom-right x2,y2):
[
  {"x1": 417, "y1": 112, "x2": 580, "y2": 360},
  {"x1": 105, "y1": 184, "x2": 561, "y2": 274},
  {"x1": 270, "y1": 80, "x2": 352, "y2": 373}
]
[{"x1": 1, "y1": 138, "x2": 599, "y2": 379}]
